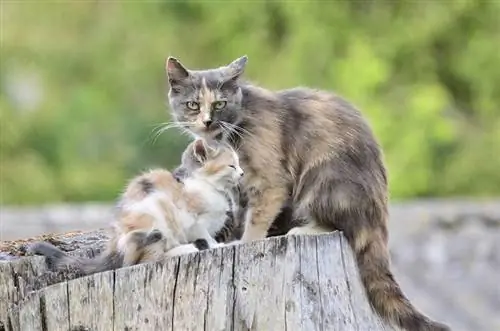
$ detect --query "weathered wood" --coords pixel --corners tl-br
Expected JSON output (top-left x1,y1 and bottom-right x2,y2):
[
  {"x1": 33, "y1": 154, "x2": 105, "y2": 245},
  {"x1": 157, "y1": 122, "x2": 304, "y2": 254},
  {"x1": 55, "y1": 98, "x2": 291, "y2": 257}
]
[
  {"x1": 0, "y1": 230, "x2": 108, "y2": 331},
  {"x1": 2, "y1": 232, "x2": 392, "y2": 331}
]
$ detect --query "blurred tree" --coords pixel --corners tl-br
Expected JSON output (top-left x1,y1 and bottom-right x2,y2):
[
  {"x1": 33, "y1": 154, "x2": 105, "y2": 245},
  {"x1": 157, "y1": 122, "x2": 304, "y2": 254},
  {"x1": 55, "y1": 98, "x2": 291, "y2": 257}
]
[{"x1": 1, "y1": 0, "x2": 499, "y2": 205}]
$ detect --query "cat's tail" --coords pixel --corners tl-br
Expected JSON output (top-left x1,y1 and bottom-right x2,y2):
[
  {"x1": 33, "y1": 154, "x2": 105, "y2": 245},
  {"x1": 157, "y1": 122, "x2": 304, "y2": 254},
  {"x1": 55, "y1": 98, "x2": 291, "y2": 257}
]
[
  {"x1": 29, "y1": 241, "x2": 123, "y2": 276},
  {"x1": 344, "y1": 222, "x2": 451, "y2": 331}
]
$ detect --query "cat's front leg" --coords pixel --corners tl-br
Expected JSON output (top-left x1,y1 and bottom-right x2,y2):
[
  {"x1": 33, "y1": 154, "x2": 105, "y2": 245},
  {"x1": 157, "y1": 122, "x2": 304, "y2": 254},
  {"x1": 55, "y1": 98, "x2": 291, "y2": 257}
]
[{"x1": 240, "y1": 186, "x2": 288, "y2": 242}]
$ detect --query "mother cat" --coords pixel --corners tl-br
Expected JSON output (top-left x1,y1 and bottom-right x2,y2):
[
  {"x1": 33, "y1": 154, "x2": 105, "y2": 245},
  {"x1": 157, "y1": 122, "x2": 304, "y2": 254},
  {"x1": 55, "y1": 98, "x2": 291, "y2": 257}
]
[{"x1": 165, "y1": 55, "x2": 449, "y2": 331}]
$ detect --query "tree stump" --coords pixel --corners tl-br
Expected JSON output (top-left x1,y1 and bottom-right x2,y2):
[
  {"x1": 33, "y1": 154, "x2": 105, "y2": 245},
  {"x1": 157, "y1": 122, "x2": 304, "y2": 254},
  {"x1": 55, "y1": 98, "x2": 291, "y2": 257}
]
[{"x1": 0, "y1": 232, "x2": 391, "y2": 331}]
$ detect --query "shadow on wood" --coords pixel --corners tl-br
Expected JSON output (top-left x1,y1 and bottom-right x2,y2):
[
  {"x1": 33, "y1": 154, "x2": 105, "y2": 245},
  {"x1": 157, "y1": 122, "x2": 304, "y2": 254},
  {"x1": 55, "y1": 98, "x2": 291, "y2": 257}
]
[{"x1": 1, "y1": 232, "x2": 392, "y2": 331}]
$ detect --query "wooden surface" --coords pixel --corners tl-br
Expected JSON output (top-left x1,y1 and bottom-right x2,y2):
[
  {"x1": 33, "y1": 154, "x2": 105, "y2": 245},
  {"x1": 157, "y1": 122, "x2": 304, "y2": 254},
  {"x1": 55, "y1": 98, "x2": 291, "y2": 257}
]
[{"x1": 0, "y1": 232, "x2": 391, "y2": 331}]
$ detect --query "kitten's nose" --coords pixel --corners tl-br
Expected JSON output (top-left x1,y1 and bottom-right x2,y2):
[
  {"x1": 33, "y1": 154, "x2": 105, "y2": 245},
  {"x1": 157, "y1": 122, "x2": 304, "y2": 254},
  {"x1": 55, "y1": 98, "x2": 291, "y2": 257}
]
[
  {"x1": 239, "y1": 170, "x2": 244, "y2": 177},
  {"x1": 203, "y1": 120, "x2": 213, "y2": 128}
]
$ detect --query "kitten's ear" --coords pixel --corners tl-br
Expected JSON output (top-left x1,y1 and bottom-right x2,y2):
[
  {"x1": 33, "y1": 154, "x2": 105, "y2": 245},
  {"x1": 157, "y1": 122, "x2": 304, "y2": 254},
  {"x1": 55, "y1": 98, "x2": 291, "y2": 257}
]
[
  {"x1": 166, "y1": 57, "x2": 189, "y2": 87},
  {"x1": 193, "y1": 138, "x2": 216, "y2": 163},
  {"x1": 193, "y1": 139, "x2": 209, "y2": 163}
]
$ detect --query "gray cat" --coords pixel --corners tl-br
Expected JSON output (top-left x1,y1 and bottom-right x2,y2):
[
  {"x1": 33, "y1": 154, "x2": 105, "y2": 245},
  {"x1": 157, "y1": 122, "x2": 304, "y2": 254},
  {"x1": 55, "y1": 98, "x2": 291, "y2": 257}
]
[{"x1": 165, "y1": 55, "x2": 450, "y2": 331}]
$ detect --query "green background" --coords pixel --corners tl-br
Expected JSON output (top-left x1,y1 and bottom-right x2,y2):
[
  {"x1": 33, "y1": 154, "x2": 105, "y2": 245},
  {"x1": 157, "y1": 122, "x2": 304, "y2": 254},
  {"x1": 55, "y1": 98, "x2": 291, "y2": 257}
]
[{"x1": 1, "y1": 1, "x2": 499, "y2": 205}]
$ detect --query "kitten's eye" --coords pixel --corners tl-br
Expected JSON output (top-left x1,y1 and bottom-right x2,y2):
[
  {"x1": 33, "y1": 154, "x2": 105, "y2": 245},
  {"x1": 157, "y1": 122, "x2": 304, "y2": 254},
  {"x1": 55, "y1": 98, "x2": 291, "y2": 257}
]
[
  {"x1": 186, "y1": 101, "x2": 200, "y2": 111},
  {"x1": 212, "y1": 101, "x2": 227, "y2": 111},
  {"x1": 228, "y1": 165, "x2": 236, "y2": 169}
]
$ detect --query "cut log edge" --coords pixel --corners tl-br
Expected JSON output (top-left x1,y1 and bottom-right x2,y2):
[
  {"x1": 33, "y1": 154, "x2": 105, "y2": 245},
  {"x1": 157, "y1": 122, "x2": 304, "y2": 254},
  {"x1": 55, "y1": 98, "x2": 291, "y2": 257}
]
[{"x1": 3, "y1": 232, "x2": 392, "y2": 331}]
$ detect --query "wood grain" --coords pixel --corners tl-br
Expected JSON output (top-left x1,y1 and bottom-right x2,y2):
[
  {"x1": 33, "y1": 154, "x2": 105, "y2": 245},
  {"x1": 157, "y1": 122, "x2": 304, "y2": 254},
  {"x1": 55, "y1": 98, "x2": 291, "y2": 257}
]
[{"x1": 2, "y1": 232, "x2": 391, "y2": 331}]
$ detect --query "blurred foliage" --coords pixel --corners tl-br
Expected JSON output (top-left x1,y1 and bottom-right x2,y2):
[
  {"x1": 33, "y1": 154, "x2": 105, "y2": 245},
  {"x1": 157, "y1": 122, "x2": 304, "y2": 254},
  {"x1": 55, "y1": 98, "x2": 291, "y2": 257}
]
[{"x1": 1, "y1": 0, "x2": 499, "y2": 205}]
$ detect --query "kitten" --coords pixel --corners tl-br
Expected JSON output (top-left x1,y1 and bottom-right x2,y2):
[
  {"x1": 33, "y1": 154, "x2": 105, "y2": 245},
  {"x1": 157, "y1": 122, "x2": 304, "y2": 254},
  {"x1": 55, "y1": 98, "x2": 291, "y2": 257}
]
[
  {"x1": 173, "y1": 142, "x2": 298, "y2": 242},
  {"x1": 31, "y1": 138, "x2": 243, "y2": 275},
  {"x1": 165, "y1": 56, "x2": 450, "y2": 331}
]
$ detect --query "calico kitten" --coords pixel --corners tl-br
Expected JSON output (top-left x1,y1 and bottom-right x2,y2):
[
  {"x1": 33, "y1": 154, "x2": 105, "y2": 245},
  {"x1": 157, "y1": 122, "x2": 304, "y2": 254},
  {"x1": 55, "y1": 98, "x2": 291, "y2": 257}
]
[
  {"x1": 173, "y1": 142, "x2": 297, "y2": 242},
  {"x1": 165, "y1": 56, "x2": 450, "y2": 331},
  {"x1": 31, "y1": 138, "x2": 243, "y2": 275}
]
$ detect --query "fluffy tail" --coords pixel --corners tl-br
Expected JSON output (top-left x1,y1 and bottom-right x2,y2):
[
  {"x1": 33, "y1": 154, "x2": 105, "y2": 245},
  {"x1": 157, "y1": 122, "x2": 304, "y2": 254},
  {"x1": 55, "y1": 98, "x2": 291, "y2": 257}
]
[
  {"x1": 344, "y1": 223, "x2": 450, "y2": 331},
  {"x1": 29, "y1": 241, "x2": 123, "y2": 276}
]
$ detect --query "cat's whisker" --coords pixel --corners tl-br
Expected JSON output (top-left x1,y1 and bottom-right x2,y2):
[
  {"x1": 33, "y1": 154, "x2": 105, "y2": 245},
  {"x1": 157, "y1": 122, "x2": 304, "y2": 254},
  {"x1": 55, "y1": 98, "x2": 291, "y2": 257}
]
[
  {"x1": 221, "y1": 121, "x2": 252, "y2": 137},
  {"x1": 219, "y1": 121, "x2": 241, "y2": 145},
  {"x1": 218, "y1": 122, "x2": 233, "y2": 143},
  {"x1": 219, "y1": 121, "x2": 249, "y2": 144},
  {"x1": 150, "y1": 122, "x2": 192, "y2": 144}
]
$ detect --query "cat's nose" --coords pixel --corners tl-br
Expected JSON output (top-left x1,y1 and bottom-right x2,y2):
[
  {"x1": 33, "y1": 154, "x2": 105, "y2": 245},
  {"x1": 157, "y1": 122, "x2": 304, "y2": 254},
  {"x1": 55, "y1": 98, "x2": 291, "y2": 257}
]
[
  {"x1": 203, "y1": 120, "x2": 213, "y2": 128},
  {"x1": 239, "y1": 170, "x2": 244, "y2": 177}
]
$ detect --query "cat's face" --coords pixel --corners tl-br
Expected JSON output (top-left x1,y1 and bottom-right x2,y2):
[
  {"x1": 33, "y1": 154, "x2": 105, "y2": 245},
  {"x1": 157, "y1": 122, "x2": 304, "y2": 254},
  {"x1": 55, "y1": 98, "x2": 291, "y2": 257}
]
[
  {"x1": 185, "y1": 138, "x2": 244, "y2": 188},
  {"x1": 166, "y1": 56, "x2": 247, "y2": 140}
]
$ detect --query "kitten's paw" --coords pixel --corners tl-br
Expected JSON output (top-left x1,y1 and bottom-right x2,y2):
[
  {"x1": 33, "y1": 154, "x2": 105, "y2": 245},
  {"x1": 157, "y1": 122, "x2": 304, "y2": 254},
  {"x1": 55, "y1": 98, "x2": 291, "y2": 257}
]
[
  {"x1": 193, "y1": 239, "x2": 210, "y2": 251},
  {"x1": 146, "y1": 229, "x2": 163, "y2": 245}
]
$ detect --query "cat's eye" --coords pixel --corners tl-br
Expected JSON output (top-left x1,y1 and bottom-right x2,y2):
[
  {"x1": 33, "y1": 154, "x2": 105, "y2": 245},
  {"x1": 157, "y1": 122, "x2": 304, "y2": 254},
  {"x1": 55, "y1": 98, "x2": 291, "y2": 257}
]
[
  {"x1": 228, "y1": 165, "x2": 236, "y2": 169},
  {"x1": 186, "y1": 101, "x2": 200, "y2": 111},
  {"x1": 212, "y1": 101, "x2": 227, "y2": 111}
]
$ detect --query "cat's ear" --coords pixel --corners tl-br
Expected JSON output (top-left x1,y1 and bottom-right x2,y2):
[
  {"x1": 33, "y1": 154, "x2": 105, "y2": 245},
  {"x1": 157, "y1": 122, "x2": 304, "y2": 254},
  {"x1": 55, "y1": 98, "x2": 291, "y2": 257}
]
[
  {"x1": 227, "y1": 55, "x2": 248, "y2": 78},
  {"x1": 221, "y1": 55, "x2": 247, "y2": 89},
  {"x1": 166, "y1": 57, "x2": 189, "y2": 88}
]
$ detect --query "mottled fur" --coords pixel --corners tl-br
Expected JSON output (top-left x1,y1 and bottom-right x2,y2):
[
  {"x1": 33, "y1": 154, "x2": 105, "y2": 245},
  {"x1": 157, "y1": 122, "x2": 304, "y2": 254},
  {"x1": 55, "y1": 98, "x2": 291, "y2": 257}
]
[
  {"x1": 173, "y1": 136, "x2": 298, "y2": 242},
  {"x1": 32, "y1": 139, "x2": 243, "y2": 275},
  {"x1": 166, "y1": 56, "x2": 450, "y2": 331}
]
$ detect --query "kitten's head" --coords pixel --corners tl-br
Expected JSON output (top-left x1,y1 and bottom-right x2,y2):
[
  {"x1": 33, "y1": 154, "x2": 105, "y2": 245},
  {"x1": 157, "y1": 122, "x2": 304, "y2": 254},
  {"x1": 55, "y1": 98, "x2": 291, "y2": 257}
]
[
  {"x1": 165, "y1": 56, "x2": 248, "y2": 140},
  {"x1": 183, "y1": 138, "x2": 244, "y2": 188}
]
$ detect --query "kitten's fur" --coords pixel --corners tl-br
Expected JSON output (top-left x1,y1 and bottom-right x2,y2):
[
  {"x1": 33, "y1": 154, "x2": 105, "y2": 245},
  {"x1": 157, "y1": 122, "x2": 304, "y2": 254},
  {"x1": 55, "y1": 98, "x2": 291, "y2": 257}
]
[
  {"x1": 165, "y1": 56, "x2": 449, "y2": 331},
  {"x1": 173, "y1": 144, "x2": 298, "y2": 242},
  {"x1": 30, "y1": 228, "x2": 167, "y2": 275},
  {"x1": 31, "y1": 138, "x2": 243, "y2": 275}
]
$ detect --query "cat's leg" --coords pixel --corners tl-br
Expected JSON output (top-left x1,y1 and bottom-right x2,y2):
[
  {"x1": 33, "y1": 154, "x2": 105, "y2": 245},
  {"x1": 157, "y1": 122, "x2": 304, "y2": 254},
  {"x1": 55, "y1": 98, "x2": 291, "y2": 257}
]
[{"x1": 240, "y1": 186, "x2": 288, "y2": 242}]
